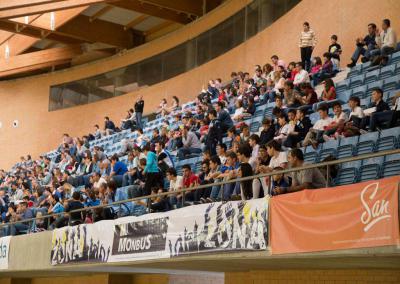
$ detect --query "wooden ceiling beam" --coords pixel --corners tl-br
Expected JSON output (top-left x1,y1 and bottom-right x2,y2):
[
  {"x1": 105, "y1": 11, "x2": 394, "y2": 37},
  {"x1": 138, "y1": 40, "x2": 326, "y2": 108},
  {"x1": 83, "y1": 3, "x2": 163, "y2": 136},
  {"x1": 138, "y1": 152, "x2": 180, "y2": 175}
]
[
  {"x1": 144, "y1": 21, "x2": 174, "y2": 36},
  {"x1": 0, "y1": 0, "x2": 117, "y2": 19},
  {"x1": 0, "y1": 0, "x2": 66, "y2": 11},
  {"x1": 124, "y1": 14, "x2": 149, "y2": 30},
  {"x1": 58, "y1": 15, "x2": 141, "y2": 48},
  {"x1": 89, "y1": 5, "x2": 114, "y2": 22},
  {"x1": 0, "y1": 59, "x2": 71, "y2": 78},
  {"x1": 139, "y1": 0, "x2": 202, "y2": 17},
  {"x1": 111, "y1": 0, "x2": 192, "y2": 24},
  {"x1": 0, "y1": 45, "x2": 82, "y2": 74}
]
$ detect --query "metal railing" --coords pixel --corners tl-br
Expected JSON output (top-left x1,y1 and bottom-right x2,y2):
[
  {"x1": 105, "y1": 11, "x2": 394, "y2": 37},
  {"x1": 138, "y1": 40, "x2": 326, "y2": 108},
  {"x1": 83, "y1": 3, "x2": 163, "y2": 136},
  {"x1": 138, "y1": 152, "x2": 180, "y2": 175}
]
[{"x1": 1, "y1": 148, "x2": 400, "y2": 232}]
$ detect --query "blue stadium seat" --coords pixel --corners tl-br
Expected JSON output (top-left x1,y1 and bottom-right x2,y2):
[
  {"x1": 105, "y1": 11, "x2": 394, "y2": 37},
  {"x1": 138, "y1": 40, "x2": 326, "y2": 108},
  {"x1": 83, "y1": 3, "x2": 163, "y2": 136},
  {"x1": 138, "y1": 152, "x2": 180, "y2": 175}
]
[
  {"x1": 395, "y1": 62, "x2": 400, "y2": 76},
  {"x1": 337, "y1": 136, "x2": 358, "y2": 159},
  {"x1": 335, "y1": 161, "x2": 361, "y2": 185},
  {"x1": 364, "y1": 69, "x2": 380, "y2": 84},
  {"x1": 359, "y1": 157, "x2": 383, "y2": 182},
  {"x1": 337, "y1": 90, "x2": 352, "y2": 104},
  {"x1": 390, "y1": 51, "x2": 400, "y2": 65},
  {"x1": 360, "y1": 97, "x2": 371, "y2": 108},
  {"x1": 349, "y1": 74, "x2": 365, "y2": 89},
  {"x1": 356, "y1": 131, "x2": 378, "y2": 155},
  {"x1": 383, "y1": 76, "x2": 400, "y2": 93},
  {"x1": 347, "y1": 65, "x2": 363, "y2": 79},
  {"x1": 303, "y1": 145, "x2": 318, "y2": 163},
  {"x1": 319, "y1": 139, "x2": 338, "y2": 161},
  {"x1": 376, "y1": 127, "x2": 400, "y2": 151},
  {"x1": 264, "y1": 107, "x2": 273, "y2": 117},
  {"x1": 352, "y1": 85, "x2": 367, "y2": 98},
  {"x1": 382, "y1": 153, "x2": 400, "y2": 178},
  {"x1": 250, "y1": 117, "x2": 262, "y2": 133},
  {"x1": 310, "y1": 112, "x2": 319, "y2": 125},
  {"x1": 379, "y1": 64, "x2": 395, "y2": 80},
  {"x1": 336, "y1": 79, "x2": 350, "y2": 94}
]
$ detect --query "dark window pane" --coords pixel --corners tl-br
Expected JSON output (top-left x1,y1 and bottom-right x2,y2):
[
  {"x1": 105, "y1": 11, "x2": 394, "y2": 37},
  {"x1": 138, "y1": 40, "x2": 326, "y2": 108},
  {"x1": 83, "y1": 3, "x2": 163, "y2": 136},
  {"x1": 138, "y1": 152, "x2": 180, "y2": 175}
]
[
  {"x1": 232, "y1": 9, "x2": 246, "y2": 46},
  {"x1": 138, "y1": 56, "x2": 162, "y2": 86},
  {"x1": 246, "y1": 1, "x2": 259, "y2": 39},
  {"x1": 196, "y1": 32, "x2": 211, "y2": 66},
  {"x1": 49, "y1": 87, "x2": 63, "y2": 111},
  {"x1": 163, "y1": 44, "x2": 188, "y2": 80}
]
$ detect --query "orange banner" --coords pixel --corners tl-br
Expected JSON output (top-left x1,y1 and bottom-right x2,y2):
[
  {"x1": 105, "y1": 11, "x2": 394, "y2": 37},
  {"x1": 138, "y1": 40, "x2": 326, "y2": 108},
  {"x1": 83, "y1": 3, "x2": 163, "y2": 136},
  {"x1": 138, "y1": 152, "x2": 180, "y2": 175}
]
[{"x1": 270, "y1": 176, "x2": 400, "y2": 254}]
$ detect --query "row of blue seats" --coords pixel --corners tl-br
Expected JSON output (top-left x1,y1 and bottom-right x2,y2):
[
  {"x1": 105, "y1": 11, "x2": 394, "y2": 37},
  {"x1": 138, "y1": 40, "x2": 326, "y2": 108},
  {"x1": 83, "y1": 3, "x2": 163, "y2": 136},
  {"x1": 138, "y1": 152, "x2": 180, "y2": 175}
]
[
  {"x1": 335, "y1": 153, "x2": 400, "y2": 185},
  {"x1": 303, "y1": 127, "x2": 400, "y2": 163},
  {"x1": 336, "y1": 76, "x2": 400, "y2": 99}
]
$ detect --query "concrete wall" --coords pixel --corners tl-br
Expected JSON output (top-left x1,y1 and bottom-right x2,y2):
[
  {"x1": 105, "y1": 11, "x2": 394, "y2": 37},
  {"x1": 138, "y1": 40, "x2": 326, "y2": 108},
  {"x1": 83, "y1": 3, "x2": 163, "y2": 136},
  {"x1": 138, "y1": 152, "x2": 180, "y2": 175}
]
[{"x1": 0, "y1": 0, "x2": 399, "y2": 168}]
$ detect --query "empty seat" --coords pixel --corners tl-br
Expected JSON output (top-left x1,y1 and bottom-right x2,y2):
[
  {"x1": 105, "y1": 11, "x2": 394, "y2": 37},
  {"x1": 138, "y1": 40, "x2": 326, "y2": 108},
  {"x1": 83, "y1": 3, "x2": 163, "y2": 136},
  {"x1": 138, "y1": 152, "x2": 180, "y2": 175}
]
[
  {"x1": 382, "y1": 153, "x2": 400, "y2": 177},
  {"x1": 379, "y1": 64, "x2": 396, "y2": 80},
  {"x1": 383, "y1": 77, "x2": 400, "y2": 93},
  {"x1": 335, "y1": 166, "x2": 359, "y2": 185},
  {"x1": 347, "y1": 65, "x2": 363, "y2": 79},
  {"x1": 364, "y1": 69, "x2": 380, "y2": 84},
  {"x1": 337, "y1": 89, "x2": 352, "y2": 103},
  {"x1": 352, "y1": 85, "x2": 367, "y2": 98},
  {"x1": 319, "y1": 139, "x2": 339, "y2": 161},
  {"x1": 390, "y1": 51, "x2": 400, "y2": 65},
  {"x1": 336, "y1": 79, "x2": 350, "y2": 94},
  {"x1": 303, "y1": 145, "x2": 318, "y2": 163},
  {"x1": 349, "y1": 74, "x2": 365, "y2": 89},
  {"x1": 337, "y1": 136, "x2": 358, "y2": 159},
  {"x1": 356, "y1": 131, "x2": 378, "y2": 155},
  {"x1": 376, "y1": 127, "x2": 400, "y2": 151},
  {"x1": 359, "y1": 157, "x2": 383, "y2": 182}
]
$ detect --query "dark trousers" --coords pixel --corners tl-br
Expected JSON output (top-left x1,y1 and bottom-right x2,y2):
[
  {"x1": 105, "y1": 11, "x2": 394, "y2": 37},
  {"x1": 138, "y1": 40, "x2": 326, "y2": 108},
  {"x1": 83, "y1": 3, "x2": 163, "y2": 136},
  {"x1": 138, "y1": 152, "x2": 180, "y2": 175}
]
[
  {"x1": 144, "y1": 172, "x2": 162, "y2": 196},
  {"x1": 361, "y1": 111, "x2": 394, "y2": 131},
  {"x1": 301, "y1": 46, "x2": 313, "y2": 71}
]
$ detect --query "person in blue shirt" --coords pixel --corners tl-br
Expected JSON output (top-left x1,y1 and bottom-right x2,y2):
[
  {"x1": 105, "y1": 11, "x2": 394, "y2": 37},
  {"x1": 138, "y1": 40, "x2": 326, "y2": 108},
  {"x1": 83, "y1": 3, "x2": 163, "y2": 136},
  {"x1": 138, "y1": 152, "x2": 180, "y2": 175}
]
[
  {"x1": 143, "y1": 143, "x2": 161, "y2": 196},
  {"x1": 271, "y1": 167, "x2": 291, "y2": 196},
  {"x1": 110, "y1": 155, "x2": 128, "y2": 187}
]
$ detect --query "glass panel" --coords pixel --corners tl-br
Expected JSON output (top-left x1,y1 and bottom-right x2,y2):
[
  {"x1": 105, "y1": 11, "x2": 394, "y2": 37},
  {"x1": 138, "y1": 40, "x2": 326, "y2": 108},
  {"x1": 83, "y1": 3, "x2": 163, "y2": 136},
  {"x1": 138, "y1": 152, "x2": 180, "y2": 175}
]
[
  {"x1": 49, "y1": 0, "x2": 300, "y2": 111},
  {"x1": 163, "y1": 44, "x2": 188, "y2": 80},
  {"x1": 196, "y1": 31, "x2": 211, "y2": 66},
  {"x1": 245, "y1": 0, "x2": 259, "y2": 39},
  {"x1": 138, "y1": 56, "x2": 162, "y2": 86}
]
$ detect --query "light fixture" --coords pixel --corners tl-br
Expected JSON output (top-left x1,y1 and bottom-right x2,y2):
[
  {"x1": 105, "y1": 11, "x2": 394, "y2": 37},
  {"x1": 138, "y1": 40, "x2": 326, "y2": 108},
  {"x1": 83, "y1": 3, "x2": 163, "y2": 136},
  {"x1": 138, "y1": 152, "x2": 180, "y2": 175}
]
[
  {"x1": 50, "y1": 12, "x2": 55, "y2": 31},
  {"x1": 5, "y1": 42, "x2": 10, "y2": 59},
  {"x1": 24, "y1": 16, "x2": 29, "y2": 24}
]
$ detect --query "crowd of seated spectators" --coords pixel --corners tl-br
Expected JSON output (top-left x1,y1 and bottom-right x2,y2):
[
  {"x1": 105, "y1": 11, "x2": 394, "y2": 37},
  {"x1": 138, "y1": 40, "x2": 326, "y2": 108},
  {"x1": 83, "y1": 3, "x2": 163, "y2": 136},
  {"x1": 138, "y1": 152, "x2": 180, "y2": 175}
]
[{"x1": 0, "y1": 19, "x2": 399, "y2": 236}]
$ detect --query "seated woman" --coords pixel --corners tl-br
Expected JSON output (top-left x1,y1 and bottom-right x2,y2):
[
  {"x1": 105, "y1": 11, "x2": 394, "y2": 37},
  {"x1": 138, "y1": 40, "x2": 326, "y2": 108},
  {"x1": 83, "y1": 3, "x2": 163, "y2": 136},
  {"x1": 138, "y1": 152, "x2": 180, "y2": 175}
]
[
  {"x1": 233, "y1": 99, "x2": 245, "y2": 121},
  {"x1": 321, "y1": 78, "x2": 336, "y2": 102},
  {"x1": 309, "y1": 56, "x2": 322, "y2": 81},
  {"x1": 313, "y1": 52, "x2": 334, "y2": 86}
]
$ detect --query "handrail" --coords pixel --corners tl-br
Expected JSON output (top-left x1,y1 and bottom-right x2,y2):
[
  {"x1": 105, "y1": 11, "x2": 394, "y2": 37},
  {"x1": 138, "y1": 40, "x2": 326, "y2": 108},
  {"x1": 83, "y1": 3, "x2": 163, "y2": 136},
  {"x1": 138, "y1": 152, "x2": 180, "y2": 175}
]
[{"x1": 1, "y1": 148, "x2": 400, "y2": 229}]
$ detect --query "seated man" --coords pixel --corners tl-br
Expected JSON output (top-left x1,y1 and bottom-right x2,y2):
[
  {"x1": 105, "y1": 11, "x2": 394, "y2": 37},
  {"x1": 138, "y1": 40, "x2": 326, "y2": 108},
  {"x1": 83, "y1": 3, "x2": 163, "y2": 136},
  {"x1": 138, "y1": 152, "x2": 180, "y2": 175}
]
[
  {"x1": 371, "y1": 19, "x2": 398, "y2": 61},
  {"x1": 103, "y1": 116, "x2": 116, "y2": 136},
  {"x1": 109, "y1": 155, "x2": 128, "y2": 187},
  {"x1": 273, "y1": 149, "x2": 326, "y2": 195},
  {"x1": 177, "y1": 126, "x2": 202, "y2": 160},
  {"x1": 7, "y1": 201, "x2": 33, "y2": 236},
  {"x1": 303, "y1": 105, "x2": 333, "y2": 148},
  {"x1": 293, "y1": 62, "x2": 310, "y2": 87},
  {"x1": 347, "y1": 23, "x2": 378, "y2": 67},
  {"x1": 361, "y1": 88, "x2": 391, "y2": 131},
  {"x1": 181, "y1": 164, "x2": 200, "y2": 204}
]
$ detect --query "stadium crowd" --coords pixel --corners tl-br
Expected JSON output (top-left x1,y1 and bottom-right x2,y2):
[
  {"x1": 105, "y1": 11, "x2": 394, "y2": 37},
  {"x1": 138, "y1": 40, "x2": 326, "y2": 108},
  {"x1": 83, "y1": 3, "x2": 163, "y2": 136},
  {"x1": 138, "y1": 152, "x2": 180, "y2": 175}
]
[{"x1": 0, "y1": 19, "x2": 399, "y2": 236}]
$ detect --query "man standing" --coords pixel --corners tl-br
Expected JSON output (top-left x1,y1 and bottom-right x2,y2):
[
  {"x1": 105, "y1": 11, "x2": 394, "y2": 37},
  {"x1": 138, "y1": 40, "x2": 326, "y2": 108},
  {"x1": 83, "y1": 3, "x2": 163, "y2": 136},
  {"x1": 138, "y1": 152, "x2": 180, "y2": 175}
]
[
  {"x1": 134, "y1": 96, "x2": 144, "y2": 129},
  {"x1": 206, "y1": 110, "x2": 222, "y2": 156}
]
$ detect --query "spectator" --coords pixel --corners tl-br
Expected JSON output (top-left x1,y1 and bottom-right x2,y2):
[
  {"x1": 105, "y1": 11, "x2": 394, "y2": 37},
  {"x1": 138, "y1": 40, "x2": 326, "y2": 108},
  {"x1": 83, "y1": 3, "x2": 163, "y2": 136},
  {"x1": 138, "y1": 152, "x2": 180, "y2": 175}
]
[
  {"x1": 178, "y1": 126, "x2": 202, "y2": 160},
  {"x1": 328, "y1": 34, "x2": 342, "y2": 62},
  {"x1": 103, "y1": 117, "x2": 116, "y2": 136},
  {"x1": 215, "y1": 101, "x2": 234, "y2": 132},
  {"x1": 65, "y1": 191, "x2": 85, "y2": 226},
  {"x1": 259, "y1": 118, "x2": 276, "y2": 146},
  {"x1": 284, "y1": 109, "x2": 312, "y2": 149},
  {"x1": 313, "y1": 53, "x2": 334, "y2": 86},
  {"x1": 274, "y1": 149, "x2": 326, "y2": 194},
  {"x1": 299, "y1": 22, "x2": 317, "y2": 71},
  {"x1": 219, "y1": 151, "x2": 240, "y2": 201},
  {"x1": 361, "y1": 88, "x2": 391, "y2": 131},
  {"x1": 321, "y1": 78, "x2": 336, "y2": 101},
  {"x1": 274, "y1": 114, "x2": 292, "y2": 145},
  {"x1": 206, "y1": 110, "x2": 222, "y2": 156},
  {"x1": 283, "y1": 80, "x2": 302, "y2": 108},
  {"x1": 322, "y1": 102, "x2": 348, "y2": 141},
  {"x1": 271, "y1": 167, "x2": 291, "y2": 196},
  {"x1": 109, "y1": 155, "x2": 127, "y2": 187},
  {"x1": 271, "y1": 55, "x2": 286, "y2": 71},
  {"x1": 309, "y1": 56, "x2": 322, "y2": 81},
  {"x1": 134, "y1": 96, "x2": 144, "y2": 129},
  {"x1": 94, "y1": 124, "x2": 102, "y2": 140},
  {"x1": 6, "y1": 201, "x2": 33, "y2": 236},
  {"x1": 143, "y1": 144, "x2": 161, "y2": 196},
  {"x1": 239, "y1": 163, "x2": 253, "y2": 200},
  {"x1": 216, "y1": 143, "x2": 228, "y2": 165},
  {"x1": 181, "y1": 164, "x2": 200, "y2": 203},
  {"x1": 293, "y1": 62, "x2": 310, "y2": 86},
  {"x1": 303, "y1": 105, "x2": 333, "y2": 148},
  {"x1": 372, "y1": 19, "x2": 398, "y2": 61},
  {"x1": 347, "y1": 23, "x2": 378, "y2": 67}
]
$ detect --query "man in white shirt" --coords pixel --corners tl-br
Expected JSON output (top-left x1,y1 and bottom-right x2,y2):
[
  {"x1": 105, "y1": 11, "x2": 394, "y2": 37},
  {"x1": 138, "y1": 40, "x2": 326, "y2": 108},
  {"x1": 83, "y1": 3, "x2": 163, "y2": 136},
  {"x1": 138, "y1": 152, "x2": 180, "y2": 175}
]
[
  {"x1": 166, "y1": 168, "x2": 183, "y2": 208},
  {"x1": 303, "y1": 105, "x2": 333, "y2": 147},
  {"x1": 348, "y1": 96, "x2": 365, "y2": 128},
  {"x1": 373, "y1": 19, "x2": 397, "y2": 57},
  {"x1": 293, "y1": 62, "x2": 310, "y2": 86}
]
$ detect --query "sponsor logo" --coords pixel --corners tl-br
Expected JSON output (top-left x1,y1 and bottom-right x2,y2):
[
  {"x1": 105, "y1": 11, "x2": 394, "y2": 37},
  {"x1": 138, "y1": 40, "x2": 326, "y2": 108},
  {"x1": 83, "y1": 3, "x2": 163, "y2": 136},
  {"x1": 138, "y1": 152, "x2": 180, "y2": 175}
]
[{"x1": 360, "y1": 182, "x2": 391, "y2": 232}]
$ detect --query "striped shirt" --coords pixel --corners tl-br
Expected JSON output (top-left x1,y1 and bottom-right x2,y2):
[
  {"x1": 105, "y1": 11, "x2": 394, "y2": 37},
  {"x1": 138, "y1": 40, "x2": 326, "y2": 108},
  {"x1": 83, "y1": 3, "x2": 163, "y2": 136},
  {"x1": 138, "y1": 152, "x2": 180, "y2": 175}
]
[{"x1": 299, "y1": 29, "x2": 317, "y2": 47}]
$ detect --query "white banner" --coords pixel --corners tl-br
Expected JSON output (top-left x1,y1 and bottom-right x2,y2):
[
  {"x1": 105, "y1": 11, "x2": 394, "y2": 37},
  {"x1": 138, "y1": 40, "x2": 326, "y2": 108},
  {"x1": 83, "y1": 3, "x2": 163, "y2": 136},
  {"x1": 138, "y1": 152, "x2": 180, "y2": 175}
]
[
  {"x1": 0, "y1": 236, "x2": 11, "y2": 270},
  {"x1": 50, "y1": 198, "x2": 269, "y2": 265}
]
